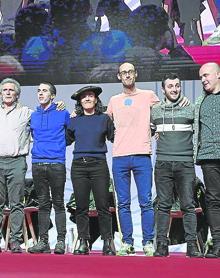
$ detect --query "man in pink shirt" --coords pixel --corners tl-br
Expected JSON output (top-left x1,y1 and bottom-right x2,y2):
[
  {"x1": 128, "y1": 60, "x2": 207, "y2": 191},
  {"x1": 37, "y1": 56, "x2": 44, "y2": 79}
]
[{"x1": 107, "y1": 62, "x2": 159, "y2": 256}]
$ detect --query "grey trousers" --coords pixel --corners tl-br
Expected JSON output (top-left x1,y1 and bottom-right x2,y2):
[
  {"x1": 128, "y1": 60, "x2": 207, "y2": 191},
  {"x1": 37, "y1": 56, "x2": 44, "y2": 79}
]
[{"x1": 0, "y1": 156, "x2": 27, "y2": 243}]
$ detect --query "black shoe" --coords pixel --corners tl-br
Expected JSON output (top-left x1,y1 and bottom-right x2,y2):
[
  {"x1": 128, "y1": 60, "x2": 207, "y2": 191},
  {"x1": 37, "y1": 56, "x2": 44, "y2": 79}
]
[
  {"x1": 186, "y1": 241, "x2": 203, "y2": 258},
  {"x1": 154, "y1": 242, "x2": 169, "y2": 257},
  {"x1": 10, "y1": 241, "x2": 22, "y2": 253},
  {"x1": 102, "y1": 239, "x2": 116, "y2": 256},
  {"x1": 74, "y1": 239, "x2": 89, "y2": 255},
  {"x1": 28, "y1": 240, "x2": 51, "y2": 254},
  {"x1": 205, "y1": 245, "x2": 220, "y2": 258},
  {"x1": 54, "y1": 241, "x2": 65, "y2": 254}
]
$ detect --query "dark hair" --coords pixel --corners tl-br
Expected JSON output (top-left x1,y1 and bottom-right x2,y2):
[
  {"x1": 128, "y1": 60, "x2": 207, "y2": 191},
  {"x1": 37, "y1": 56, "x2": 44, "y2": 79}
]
[
  {"x1": 40, "y1": 82, "x2": 57, "y2": 95},
  {"x1": 162, "y1": 73, "x2": 180, "y2": 89},
  {"x1": 75, "y1": 97, "x2": 104, "y2": 116}
]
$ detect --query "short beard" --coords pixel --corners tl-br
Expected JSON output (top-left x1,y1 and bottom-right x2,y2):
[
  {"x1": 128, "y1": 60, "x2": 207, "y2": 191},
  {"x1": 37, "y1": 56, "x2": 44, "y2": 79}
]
[{"x1": 166, "y1": 94, "x2": 181, "y2": 103}]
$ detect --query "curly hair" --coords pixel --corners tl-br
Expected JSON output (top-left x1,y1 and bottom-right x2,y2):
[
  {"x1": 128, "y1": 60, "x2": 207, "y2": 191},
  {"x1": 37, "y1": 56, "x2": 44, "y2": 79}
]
[{"x1": 75, "y1": 97, "x2": 104, "y2": 116}]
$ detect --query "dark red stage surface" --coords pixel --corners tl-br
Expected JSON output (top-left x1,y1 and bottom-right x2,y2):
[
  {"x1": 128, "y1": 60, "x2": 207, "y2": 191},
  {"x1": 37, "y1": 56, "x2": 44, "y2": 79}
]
[{"x1": 0, "y1": 251, "x2": 219, "y2": 278}]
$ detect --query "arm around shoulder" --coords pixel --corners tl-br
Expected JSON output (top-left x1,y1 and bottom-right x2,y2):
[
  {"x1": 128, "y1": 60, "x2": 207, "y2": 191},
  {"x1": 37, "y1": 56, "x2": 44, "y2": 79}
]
[
  {"x1": 65, "y1": 119, "x2": 75, "y2": 146},
  {"x1": 150, "y1": 90, "x2": 160, "y2": 107},
  {"x1": 106, "y1": 114, "x2": 115, "y2": 143}
]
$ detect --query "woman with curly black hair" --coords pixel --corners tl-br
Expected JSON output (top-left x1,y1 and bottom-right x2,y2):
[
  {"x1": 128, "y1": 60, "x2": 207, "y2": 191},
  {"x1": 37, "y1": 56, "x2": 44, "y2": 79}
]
[{"x1": 66, "y1": 85, "x2": 116, "y2": 256}]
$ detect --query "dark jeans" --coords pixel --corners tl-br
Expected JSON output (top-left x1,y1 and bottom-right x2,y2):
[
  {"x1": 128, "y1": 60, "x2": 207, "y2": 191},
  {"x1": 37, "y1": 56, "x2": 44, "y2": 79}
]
[
  {"x1": 71, "y1": 157, "x2": 112, "y2": 240},
  {"x1": 201, "y1": 160, "x2": 220, "y2": 246},
  {"x1": 32, "y1": 163, "x2": 66, "y2": 242},
  {"x1": 155, "y1": 161, "x2": 197, "y2": 243},
  {"x1": 0, "y1": 156, "x2": 26, "y2": 243}
]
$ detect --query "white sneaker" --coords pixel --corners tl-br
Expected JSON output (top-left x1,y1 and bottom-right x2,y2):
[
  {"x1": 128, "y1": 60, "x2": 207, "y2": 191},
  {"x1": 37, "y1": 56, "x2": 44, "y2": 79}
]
[
  {"x1": 143, "y1": 240, "x2": 154, "y2": 256},
  {"x1": 117, "y1": 242, "x2": 136, "y2": 256}
]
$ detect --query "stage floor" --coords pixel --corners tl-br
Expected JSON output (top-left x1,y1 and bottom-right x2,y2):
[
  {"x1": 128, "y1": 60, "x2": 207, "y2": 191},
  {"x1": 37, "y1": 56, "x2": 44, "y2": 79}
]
[{"x1": 0, "y1": 251, "x2": 219, "y2": 278}]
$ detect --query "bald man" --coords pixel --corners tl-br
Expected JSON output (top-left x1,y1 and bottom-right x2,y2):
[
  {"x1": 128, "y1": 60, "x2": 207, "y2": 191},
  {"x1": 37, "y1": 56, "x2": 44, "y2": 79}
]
[{"x1": 194, "y1": 62, "x2": 220, "y2": 258}]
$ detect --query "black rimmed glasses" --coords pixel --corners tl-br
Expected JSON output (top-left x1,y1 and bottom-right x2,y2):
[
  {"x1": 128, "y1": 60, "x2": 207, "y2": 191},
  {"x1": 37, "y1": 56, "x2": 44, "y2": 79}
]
[{"x1": 119, "y1": 70, "x2": 136, "y2": 77}]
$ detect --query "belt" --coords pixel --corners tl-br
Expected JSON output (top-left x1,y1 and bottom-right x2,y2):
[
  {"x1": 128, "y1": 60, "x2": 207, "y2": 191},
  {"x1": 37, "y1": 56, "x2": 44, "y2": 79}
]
[
  {"x1": 33, "y1": 162, "x2": 61, "y2": 165},
  {"x1": 75, "y1": 157, "x2": 103, "y2": 163}
]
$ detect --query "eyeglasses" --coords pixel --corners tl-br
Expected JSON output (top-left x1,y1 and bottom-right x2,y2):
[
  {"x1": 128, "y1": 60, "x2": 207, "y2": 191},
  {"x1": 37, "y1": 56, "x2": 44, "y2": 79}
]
[{"x1": 119, "y1": 70, "x2": 136, "y2": 77}]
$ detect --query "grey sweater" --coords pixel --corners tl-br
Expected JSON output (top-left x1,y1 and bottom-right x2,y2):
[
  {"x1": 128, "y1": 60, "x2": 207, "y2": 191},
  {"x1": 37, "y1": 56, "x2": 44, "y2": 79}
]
[{"x1": 151, "y1": 97, "x2": 194, "y2": 162}]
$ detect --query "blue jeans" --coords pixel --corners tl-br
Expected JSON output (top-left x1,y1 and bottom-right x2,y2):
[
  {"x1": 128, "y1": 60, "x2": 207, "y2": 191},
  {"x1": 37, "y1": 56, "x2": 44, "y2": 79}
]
[{"x1": 112, "y1": 155, "x2": 154, "y2": 245}]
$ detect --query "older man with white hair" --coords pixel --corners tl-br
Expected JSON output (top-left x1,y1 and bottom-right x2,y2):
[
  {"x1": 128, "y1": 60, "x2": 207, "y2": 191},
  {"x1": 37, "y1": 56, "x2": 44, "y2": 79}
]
[{"x1": 0, "y1": 78, "x2": 31, "y2": 253}]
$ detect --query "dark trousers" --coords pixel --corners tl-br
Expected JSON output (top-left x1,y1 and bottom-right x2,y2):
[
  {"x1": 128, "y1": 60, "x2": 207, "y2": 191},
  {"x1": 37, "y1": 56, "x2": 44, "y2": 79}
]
[
  {"x1": 201, "y1": 160, "x2": 220, "y2": 246},
  {"x1": 0, "y1": 156, "x2": 26, "y2": 243},
  {"x1": 71, "y1": 157, "x2": 112, "y2": 240},
  {"x1": 155, "y1": 161, "x2": 197, "y2": 243},
  {"x1": 32, "y1": 163, "x2": 66, "y2": 242}
]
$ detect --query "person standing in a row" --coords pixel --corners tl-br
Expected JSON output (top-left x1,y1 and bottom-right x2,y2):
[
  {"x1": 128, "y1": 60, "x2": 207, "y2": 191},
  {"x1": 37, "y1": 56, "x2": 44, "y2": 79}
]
[
  {"x1": 151, "y1": 73, "x2": 203, "y2": 258},
  {"x1": 28, "y1": 82, "x2": 70, "y2": 254},
  {"x1": 0, "y1": 78, "x2": 31, "y2": 253},
  {"x1": 66, "y1": 86, "x2": 116, "y2": 256},
  {"x1": 195, "y1": 62, "x2": 220, "y2": 258}
]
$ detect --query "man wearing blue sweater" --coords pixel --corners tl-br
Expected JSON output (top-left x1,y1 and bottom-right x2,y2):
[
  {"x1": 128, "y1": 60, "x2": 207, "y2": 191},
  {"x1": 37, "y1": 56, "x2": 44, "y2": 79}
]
[{"x1": 28, "y1": 82, "x2": 70, "y2": 254}]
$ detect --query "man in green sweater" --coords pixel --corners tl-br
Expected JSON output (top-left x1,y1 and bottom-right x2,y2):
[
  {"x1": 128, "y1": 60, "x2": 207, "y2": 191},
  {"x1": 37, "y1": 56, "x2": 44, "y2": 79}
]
[
  {"x1": 151, "y1": 73, "x2": 203, "y2": 258},
  {"x1": 194, "y1": 62, "x2": 220, "y2": 258}
]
